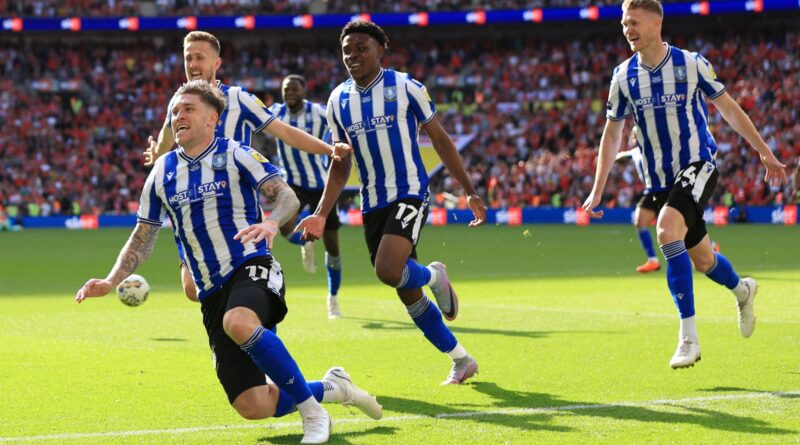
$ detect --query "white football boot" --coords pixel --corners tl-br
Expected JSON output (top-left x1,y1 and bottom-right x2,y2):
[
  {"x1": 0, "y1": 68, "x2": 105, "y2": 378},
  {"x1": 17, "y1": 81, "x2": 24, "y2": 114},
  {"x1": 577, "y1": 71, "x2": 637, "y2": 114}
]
[
  {"x1": 299, "y1": 407, "x2": 331, "y2": 444},
  {"x1": 322, "y1": 367, "x2": 383, "y2": 420},
  {"x1": 669, "y1": 337, "x2": 701, "y2": 369},
  {"x1": 427, "y1": 262, "x2": 459, "y2": 321},
  {"x1": 327, "y1": 295, "x2": 341, "y2": 319},
  {"x1": 734, "y1": 277, "x2": 757, "y2": 338}
]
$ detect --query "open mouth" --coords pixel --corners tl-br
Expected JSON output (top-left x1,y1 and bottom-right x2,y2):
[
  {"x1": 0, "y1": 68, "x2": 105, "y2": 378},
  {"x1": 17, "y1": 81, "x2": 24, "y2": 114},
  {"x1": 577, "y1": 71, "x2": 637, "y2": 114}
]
[
  {"x1": 189, "y1": 72, "x2": 203, "y2": 79},
  {"x1": 175, "y1": 124, "x2": 190, "y2": 136}
]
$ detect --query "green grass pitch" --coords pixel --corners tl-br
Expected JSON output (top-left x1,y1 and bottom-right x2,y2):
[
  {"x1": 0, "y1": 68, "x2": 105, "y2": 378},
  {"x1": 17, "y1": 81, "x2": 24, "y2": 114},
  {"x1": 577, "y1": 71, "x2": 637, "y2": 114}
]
[{"x1": 1, "y1": 224, "x2": 798, "y2": 444}]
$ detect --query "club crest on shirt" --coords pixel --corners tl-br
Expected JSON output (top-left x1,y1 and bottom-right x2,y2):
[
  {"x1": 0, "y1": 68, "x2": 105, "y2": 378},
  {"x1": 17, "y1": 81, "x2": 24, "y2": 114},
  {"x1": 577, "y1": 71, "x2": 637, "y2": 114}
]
[
  {"x1": 384, "y1": 86, "x2": 397, "y2": 102},
  {"x1": 674, "y1": 66, "x2": 687, "y2": 83},
  {"x1": 248, "y1": 149, "x2": 269, "y2": 163},
  {"x1": 212, "y1": 153, "x2": 227, "y2": 170}
]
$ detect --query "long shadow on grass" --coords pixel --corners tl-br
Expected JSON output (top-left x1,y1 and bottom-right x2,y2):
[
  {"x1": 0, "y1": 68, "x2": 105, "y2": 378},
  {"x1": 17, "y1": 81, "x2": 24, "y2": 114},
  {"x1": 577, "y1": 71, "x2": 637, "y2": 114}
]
[
  {"x1": 346, "y1": 316, "x2": 617, "y2": 339},
  {"x1": 258, "y1": 425, "x2": 397, "y2": 444},
  {"x1": 377, "y1": 382, "x2": 795, "y2": 436},
  {"x1": 470, "y1": 382, "x2": 796, "y2": 435}
]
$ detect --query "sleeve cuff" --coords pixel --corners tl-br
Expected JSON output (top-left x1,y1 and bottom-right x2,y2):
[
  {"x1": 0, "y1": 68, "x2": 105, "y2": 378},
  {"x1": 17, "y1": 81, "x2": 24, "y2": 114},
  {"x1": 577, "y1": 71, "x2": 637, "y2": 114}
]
[
  {"x1": 137, "y1": 217, "x2": 162, "y2": 226},
  {"x1": 606, "y1": 114, "x2": 630, "y2": 121},
  {"x1": 420, "y1": 110, "x2": 437, "y2": 125},
  {"x1": 256, "y1": 172, "x2": 280, "y2": 190},
  {"x1": 254, "y1": 114, "x2": 277, "y2": 134},
  {"x1": 708, "y1": 88, "x2": 726, "y2": 100}
]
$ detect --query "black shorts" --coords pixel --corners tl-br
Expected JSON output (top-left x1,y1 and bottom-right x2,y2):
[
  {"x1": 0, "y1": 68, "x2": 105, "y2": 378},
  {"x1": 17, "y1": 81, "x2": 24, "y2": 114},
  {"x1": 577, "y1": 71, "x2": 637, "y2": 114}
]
[
  {"x1": 363, "y1": 198, "x2": 429, "y2": 265},
  {"x1": 646, "y1": 160, "x2": 719, "y2": 249},
  {"x1": 290, "y1": 184, "x2": 341, "y2": 231},
  {"x1": 637, "y1": 192, "x2": 668, "y2": 213},
  {"x1": 200, "y1": 256, "x2": 287, "y2": 403}
]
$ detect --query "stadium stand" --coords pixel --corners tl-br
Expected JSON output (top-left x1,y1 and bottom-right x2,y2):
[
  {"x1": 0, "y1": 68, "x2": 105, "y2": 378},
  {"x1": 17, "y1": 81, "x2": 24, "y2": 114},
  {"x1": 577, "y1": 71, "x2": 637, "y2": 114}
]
[{"x1": 0, "y1": 15, "x2": 797, "y2": 218}]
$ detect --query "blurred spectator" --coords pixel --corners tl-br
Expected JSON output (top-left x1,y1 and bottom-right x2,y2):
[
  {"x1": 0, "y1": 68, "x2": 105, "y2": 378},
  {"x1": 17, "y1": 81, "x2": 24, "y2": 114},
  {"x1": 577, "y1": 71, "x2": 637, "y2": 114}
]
[{"x1": 0, "y1": 26, "x2": 797, "y2": 217}]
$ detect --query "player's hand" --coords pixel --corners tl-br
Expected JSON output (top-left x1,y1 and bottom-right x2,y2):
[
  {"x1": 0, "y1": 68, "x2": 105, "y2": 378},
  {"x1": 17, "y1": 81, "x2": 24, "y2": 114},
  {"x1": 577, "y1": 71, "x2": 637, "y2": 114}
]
[
  {"x1": 143, "y1": 135, "x2": 157, "y2": 167},
  {"x1": 760, "y1": 152, "x2": 788, "y2": 188},
  {"x1": 234, "y1": 220, "x2": 280, "y2": 248},
  {"x1": 467, "y1": 194, "x2": 487, "y2": 227},
  {"x1": 294, "y1": 215, "x2": 326, "y2": 242},
  {"x1": 582, "y1": 191, "x2": 604, "y2": 218},
  {"x1": 331, "y1": 142, "x2": 352, "y2": 162},
  {"x1": 75, "y1": 278, "x2": 113, "y2": 303}
]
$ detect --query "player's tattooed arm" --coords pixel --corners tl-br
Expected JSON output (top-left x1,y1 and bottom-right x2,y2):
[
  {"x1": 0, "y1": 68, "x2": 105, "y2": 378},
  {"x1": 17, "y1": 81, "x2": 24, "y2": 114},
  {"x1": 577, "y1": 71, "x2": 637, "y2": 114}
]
[
  {"x1": 260, "y1": 177, "x2": 300, "y2": 227},
  {"x1": 105, "y1": 223, "x2": 161, "y2": 286}
]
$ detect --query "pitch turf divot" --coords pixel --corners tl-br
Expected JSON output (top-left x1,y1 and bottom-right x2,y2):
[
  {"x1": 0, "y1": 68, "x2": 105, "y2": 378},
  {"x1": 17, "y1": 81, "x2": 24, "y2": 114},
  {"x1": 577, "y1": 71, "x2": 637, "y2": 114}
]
[{"x1": 2, "y1": 390, "x2": 798, "y2": 442}]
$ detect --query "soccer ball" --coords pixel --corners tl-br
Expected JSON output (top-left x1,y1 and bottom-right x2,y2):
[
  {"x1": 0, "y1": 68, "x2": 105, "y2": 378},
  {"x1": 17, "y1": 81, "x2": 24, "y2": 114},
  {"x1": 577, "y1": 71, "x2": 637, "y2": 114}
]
[{"x1": 117, "y1": 274, "x2": 149, "y2": 307}]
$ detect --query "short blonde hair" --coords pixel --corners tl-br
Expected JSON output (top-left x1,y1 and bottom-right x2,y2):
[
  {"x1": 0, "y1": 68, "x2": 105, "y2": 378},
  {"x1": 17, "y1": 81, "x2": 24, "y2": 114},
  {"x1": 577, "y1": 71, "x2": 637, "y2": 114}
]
[
  {"x1": 183, "y1": 31, "x2": 221, "y2": 55},
  {"x1": 174, "y1": 80, "x2": 226, "y2": 117},
  {"x1": 622, "y1": 0, "x2": 663, "y2": 17}
]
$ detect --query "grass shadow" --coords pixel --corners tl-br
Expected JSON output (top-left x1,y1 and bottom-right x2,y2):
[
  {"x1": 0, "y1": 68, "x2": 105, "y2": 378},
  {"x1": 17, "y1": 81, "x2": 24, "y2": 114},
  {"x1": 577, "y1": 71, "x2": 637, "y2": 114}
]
[
  {"x1": 344, "y1": 316, "x2": 618, "y2": 340},
  {"x1": 470, "y1": 381, "x2": 796, "y2": 435},
  {"x1": 258, "y1": 425, "x2": 398, "y2": 444},
  {"x1": 150, "y1": 337, "x2": 188, "y2": 342}
]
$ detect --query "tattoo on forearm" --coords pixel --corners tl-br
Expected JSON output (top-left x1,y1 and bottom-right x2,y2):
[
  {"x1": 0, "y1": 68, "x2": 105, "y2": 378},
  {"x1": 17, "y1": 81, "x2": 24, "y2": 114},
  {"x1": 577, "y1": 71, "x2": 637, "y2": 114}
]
[
  {"x1": 260, "y1": 178, "x2": 300, "y2": 226},
  {"x1": 107, "y1": 224, "x2": 160, "y2": 285}
]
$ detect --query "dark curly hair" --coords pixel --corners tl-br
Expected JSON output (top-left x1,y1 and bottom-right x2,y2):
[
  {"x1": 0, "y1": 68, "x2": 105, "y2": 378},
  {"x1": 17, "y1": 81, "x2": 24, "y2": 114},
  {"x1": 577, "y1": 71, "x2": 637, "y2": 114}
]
[{"x1": 339, "y1": 20, "x2": 389, "y2": 49}]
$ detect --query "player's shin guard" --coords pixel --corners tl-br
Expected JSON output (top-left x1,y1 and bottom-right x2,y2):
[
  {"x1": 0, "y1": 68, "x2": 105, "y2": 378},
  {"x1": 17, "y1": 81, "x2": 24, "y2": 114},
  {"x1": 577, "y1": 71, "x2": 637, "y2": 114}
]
[
  {"x1": 705, "y1": 253, "x2": 739, "y2": 289},
  {"x1": 660, "y1": 240, "x2": 695, "y2": 318},
  {"x1": 326, "y1": 253, "x2": 342, "y2": 296},
  {"x1": 287, "y1": 231, "x2": 306, "y2": 246},
  {"x1": 396, "y1": 259, "x2": 432, "y2": 290},
  {"x1": 407, "y1": 295, "x2": 457, "y2": 353},
  {"x1": 638, "y1": 228, "x2": 657, "y2": 259},
  {"x1": 241, "y1": 326, "x2": 313, "y2": 407}
]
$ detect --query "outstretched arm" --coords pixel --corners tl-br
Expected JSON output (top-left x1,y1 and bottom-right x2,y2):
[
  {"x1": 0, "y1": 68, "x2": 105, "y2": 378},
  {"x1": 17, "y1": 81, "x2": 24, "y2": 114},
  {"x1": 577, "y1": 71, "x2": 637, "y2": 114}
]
[
  {"x1": 711, "y1": 92, "x2": 788, "y2": 187},
  {"x1": 424, "y1": 118, "x2": 486, "y2": 227},
  {"x1": 582, "y1": 118, "x2": 626, "y2": 218},
  {"x1": 234, "y1": 177, "x2": 300, "y2": 248},
  {"x1": 264, "y1": 120, "x2": 350, "y2": 160},
  {"x1": 75, "y1": 223, "x2": 160, "y2": 302},
  {"x1": 295, "y1": 151, "x2": 352, "y2": 241}
]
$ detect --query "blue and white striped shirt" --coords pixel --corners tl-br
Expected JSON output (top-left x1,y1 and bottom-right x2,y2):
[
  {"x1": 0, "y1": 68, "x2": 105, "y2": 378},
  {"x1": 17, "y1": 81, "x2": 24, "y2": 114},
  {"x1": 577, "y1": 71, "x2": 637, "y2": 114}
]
[
  {"x1": 165, "y1": 80, "x2": 276, "y2": 146},
  {"x1": 269, "y1": 100, "x2": 329, "y2": 190},
  {"x1": 606, "y1": 45, "x2": 725, "y2": 193},
  {"x1": 138, "y1": 137, "x2": 280, "y2": 300},
  {"x1": 327, "y1": 69, "x2": 434, "y2": 212}
]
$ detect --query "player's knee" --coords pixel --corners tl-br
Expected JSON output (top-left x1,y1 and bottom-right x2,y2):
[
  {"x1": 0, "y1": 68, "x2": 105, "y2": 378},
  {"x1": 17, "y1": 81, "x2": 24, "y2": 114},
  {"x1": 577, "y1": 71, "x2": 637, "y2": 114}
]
[
  {"x1": 375, "y1": 262, "x2": 402, "y2": 287},
  {"x1": 222, "y1": 307, "x2": 260, "y2": 345},
  {"x1": 656, "y1": 216, "x2": 683, "y2": 245}
]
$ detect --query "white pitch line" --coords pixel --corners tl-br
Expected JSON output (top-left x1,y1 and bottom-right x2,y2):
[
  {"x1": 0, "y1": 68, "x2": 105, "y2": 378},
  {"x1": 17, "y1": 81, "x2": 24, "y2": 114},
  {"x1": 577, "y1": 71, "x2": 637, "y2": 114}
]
[{"x1": 3, "y1": 390, "x2": 798, "y2": 442}]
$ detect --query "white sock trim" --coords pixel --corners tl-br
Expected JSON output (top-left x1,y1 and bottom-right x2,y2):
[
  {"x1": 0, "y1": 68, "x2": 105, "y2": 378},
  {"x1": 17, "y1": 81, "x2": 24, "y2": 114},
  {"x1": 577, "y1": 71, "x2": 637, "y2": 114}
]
[
  {"x1": 296, "y1": 396, "x2": 324, "y2": 416},
  {"x1": 447, "y1": 343, "x2": 468, "y2": 360},
  {"x1": 426, "y1": 266, "x2": 437, "y2": 287}
]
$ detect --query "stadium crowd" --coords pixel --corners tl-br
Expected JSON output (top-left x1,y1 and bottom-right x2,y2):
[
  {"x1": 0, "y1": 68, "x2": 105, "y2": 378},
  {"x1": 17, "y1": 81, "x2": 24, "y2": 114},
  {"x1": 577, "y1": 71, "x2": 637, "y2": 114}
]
[
  {"x1": 2, "y1": 0, "x2": 687, "y2": 17},
  {"x1": 0, "y1": 27, "x2": 797, "y2": 220}
]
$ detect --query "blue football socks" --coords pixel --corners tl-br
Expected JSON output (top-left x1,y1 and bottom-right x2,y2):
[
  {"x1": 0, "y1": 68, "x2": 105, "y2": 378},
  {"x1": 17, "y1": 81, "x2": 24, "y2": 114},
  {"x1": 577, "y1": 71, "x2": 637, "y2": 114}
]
[
  {"x1": 240, "y1": 326, "x2": 313, "y2": 407},
  {"x1": 326, "y1": 253, "x2": 342, "y2": 296},
  {"x1": 705, "y1": 253, "x2": 740, "y2": 289},
  {"x1": 397, "y1": 259, "x2": 432, "y2": 290},
  {"x1": 638, "y1": 228, "x2": 657, "y2": 259},
  {"x1": 406, "y1": 295, "x2": 457, "y2": 353},
  {"x1": 660, "y1": 240, "x2": 695, "y2": 318}
]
